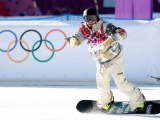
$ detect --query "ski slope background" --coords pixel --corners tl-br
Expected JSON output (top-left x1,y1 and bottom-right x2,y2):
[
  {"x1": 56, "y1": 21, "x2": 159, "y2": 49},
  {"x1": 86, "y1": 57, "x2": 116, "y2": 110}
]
[{"x1": 0, "y1": 86, "x2": 160, "y2": 120}]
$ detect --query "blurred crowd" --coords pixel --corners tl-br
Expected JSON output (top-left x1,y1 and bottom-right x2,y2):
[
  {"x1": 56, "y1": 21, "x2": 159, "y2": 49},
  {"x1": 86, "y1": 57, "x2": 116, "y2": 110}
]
[{"x1": 0, "y1": 0, "x2": 159, "y2": 16}]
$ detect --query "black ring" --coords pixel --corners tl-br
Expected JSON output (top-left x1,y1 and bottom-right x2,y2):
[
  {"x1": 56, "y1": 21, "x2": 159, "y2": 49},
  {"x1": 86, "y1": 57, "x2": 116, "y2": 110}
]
[{"x1": 19, "y1": 29, "x2": 43, "y2": 52}]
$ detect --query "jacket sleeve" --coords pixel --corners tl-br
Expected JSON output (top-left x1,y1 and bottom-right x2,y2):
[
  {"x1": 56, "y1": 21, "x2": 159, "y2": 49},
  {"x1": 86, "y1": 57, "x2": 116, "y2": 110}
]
[
  {"x1": 75, "y1": 22, "x2": 88, "y2": 41},
  {"x1": 65, "y1": 23, "x2": 86, "y2": 47},
  {"x1": 102, "y1": 21, "x2": 127, "y2": 42}
]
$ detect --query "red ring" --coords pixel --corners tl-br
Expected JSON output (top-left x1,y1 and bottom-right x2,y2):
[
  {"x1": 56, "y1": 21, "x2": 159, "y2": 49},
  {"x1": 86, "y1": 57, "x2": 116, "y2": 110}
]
[{"x1": 44, "y1": 29, "x2": 67, "y2": 52}]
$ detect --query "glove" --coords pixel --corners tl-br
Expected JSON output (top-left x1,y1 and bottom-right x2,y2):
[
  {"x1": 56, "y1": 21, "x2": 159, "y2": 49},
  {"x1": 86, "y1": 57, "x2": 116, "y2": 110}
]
[
  {"x1": 65, "y1": 36, "x2": 82, "y2": 48},
  {"x1": 70, "y1": 37, "x2": 78, "y2": 47},
  {"x1": 100, "y1": 36, "x2": 113, "y2": 54}
]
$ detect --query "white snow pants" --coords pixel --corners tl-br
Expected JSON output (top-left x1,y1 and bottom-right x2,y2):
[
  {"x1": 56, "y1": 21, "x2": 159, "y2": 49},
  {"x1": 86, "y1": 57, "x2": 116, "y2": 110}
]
[{"x1": 96, "y1": 53, "x2": 145, "y2": 111}]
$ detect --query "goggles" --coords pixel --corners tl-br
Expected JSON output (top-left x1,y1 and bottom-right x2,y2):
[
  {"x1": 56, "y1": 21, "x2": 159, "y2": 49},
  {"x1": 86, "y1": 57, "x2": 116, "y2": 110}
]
[{"x1": 84, "y1": 15, "x2": 97, "y2": 22}]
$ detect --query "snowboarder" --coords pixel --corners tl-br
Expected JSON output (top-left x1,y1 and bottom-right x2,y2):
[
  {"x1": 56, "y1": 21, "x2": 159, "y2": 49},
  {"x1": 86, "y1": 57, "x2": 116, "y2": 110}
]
[{"x1": 65, "y1": 7, "x2": 146, "y2": 114}]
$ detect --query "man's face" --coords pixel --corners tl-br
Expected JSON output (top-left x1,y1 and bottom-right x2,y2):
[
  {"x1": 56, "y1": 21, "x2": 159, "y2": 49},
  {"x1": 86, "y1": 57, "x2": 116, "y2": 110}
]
[{"x1": 86, "y1": 20, "x2": 96, "y2": 27}]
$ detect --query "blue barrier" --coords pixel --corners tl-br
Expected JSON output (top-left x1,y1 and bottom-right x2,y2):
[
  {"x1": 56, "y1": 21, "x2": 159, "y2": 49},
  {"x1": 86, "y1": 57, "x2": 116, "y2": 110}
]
[{"x1": 0, "y1": 13, "x2": 158, "y2": 21}]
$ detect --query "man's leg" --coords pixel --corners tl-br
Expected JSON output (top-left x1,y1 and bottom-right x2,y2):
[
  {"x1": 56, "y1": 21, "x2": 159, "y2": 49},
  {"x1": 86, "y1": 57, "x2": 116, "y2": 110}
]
[
  {"x1": 96, "y1": 65, "x2": 113, "y2": 108},
  {"x1": 111, "y1": 55, "x2": 145, "y2": 110}
]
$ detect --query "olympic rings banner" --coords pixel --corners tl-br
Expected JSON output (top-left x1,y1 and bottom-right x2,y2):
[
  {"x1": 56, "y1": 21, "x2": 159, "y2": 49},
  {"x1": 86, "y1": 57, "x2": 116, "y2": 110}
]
[
  {"x1": 0, "y1": 29, "x2": 67, "y2": 63},
  {"x1": 0, "y1": 22, "x2": 94, "y2": 84}
]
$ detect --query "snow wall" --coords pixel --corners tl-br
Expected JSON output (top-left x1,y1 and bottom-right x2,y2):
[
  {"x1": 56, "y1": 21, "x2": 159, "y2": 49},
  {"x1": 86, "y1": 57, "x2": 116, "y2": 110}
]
[{"x1": 0, "y1": 16, "x2": 160, "y2": 86}]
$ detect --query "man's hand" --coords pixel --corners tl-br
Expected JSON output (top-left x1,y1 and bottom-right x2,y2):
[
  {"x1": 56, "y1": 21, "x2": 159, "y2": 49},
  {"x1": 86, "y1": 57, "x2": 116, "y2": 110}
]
[
  {"x1": 65, "y1": 36, "x2": 82, "y2": 48},
  {"x1": 69, "y1": 37, "x2": 79, "y2": 47},
  {"x1": 100, "y1": 36, "x2": 112, "y2": 54}
]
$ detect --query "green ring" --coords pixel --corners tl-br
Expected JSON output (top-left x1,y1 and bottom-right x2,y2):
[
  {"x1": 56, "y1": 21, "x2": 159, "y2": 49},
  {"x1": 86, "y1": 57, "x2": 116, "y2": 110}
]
[{"x1": 32, "y1": 39, "x2": 54, "y2": 62}]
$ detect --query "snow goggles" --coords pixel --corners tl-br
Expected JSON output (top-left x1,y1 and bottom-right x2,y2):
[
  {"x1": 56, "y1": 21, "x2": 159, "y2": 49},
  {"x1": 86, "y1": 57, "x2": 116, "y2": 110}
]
[{"x1": 84, "y1": 15, "x2": 97, "y2": 22}]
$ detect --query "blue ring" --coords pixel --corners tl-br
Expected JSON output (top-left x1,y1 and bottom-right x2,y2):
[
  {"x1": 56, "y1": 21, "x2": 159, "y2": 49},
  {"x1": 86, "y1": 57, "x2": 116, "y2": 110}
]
[{"x1": 0, "y1": 30, "x2": 18, "y2": 52}]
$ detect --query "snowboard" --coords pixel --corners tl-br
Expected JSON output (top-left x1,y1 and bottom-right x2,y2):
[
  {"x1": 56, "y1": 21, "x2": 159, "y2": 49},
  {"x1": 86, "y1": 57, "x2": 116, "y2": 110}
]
[{"x1": 76, "y1": 100, "x2": 160, "y2": 114}]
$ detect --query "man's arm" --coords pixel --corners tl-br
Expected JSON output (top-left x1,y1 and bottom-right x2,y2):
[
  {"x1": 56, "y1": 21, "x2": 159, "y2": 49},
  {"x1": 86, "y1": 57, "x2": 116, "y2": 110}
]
[
  {"x1": 65, "y1": 23, "x2": 86, "y2": 48},
  {"x1": 103, "y1": 22, "x2": 127, "y2": 41},
  {"x1": 99, "y1": 22, "x2": 127, "y2": 54}
]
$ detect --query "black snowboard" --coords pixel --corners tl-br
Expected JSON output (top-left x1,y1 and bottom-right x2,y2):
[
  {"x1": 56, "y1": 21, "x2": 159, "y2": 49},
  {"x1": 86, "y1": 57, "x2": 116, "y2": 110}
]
[{"x1": 76, "y1": 100, "x2": 160, "y2": 114}]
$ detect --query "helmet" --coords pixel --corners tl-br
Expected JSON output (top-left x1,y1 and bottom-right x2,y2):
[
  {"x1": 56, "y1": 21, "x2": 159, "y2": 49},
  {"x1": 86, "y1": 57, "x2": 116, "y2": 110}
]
[{"x1": 83, "y1": 8, "x2": 99, "y2": 22}]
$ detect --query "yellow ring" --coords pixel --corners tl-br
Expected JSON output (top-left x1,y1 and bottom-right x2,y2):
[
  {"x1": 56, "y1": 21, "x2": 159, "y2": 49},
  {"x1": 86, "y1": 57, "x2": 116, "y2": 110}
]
[{"x1": 7, "y1": 40, "x2": 30, "y2": 63}]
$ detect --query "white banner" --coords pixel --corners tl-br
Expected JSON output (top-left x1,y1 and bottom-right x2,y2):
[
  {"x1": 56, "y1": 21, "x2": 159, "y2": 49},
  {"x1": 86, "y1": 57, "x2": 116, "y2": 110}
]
[{"x1": 0, "y1": 18, "x2": 160, "y2": 85}]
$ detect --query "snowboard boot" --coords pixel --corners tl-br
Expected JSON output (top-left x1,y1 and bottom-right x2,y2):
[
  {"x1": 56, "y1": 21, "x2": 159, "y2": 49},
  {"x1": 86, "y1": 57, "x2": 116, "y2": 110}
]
[
  {"x1": 101, "y1": 97, "x2": 114, "y2": 111},
  {"x1": 134, "y1": 93, "x2": 146, "y2": 114},
  {"x1": 134, "y1": 102, "x2": 146, "y2": 114}
]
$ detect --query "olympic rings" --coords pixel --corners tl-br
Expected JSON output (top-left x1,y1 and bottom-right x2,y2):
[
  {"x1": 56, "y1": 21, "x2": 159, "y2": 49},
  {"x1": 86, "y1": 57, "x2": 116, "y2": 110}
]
[
  {"x1": 19, "y1": 29, "x2": 42, "y2": 52},
  {"x1": 7, "y1": 40, "x2": 30, "y2": 63},
  {"x1": 44, "y1": 29, "x2": 67, "y2": 52},
  {"x1": 0, "y1": 30, "x2": 18, "y2": 52},
  {"x1": 32, "y1": 40, "x2": 54, "y2": 62},
  {"x1": 1, "y1": 29, "x2": 67, "y2": 63}
]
